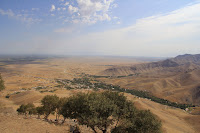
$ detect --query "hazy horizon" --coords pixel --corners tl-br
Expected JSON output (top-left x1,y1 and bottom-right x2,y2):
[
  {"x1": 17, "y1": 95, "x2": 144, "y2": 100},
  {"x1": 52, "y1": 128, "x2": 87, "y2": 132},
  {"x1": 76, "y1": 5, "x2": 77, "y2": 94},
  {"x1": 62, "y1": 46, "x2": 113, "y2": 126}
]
[
  {"x1": 0, "y1": 52, "x2": 197, "y2": 59},
  {"x1": 1, "y1": 0, "x2": 200, "y2": 57}
]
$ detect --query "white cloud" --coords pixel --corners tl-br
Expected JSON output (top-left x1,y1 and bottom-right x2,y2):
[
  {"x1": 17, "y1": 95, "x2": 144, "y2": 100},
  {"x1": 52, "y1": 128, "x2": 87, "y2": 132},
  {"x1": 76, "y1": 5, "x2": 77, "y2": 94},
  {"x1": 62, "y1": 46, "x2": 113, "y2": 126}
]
[
  {"x1": 64, "y1": 2, "x2": 69, "y2": 6},
  {"x1": 52, "y1": 2, "x2": 200, "y2": 56},
  {"x1": 0, "y1": 9, "x2": 14, "y2": 17},
  {"x1": 95, "y1": 13, "x2": 111, "y2": 21},
  {"x1": 57, "y1": 8, "x2": 61, "y2": 11},
  {"x1": 0, "y1": 8, "x2": 42, "y2": 25},
  {"x1": 50, "y1": 5, "x2": 56, "y2": 12},
  {"x1": 126, "y1": 2, "x2": 200, "y2": 42},
  {"x1": 112, "y1": 3, "x2": 118, "y2": 8},
  {"x1": 72, "y1": 19, "x2": 80, "y2": 24},
  {"x1": 54, "y1": 26, "x2": 76, "y2": 33},
  {"x1": 32, "y1": 8, "x2": 39, "y2": 11},
  {"x1": 116, "y1": 21, "x2": 120, "y2": 24},
  {"x1": 65, "y1": 0, "x2": 116, "y2": 24},
  {"x1": 68, "y1": 5, "x2": 78, "y2": 14}
]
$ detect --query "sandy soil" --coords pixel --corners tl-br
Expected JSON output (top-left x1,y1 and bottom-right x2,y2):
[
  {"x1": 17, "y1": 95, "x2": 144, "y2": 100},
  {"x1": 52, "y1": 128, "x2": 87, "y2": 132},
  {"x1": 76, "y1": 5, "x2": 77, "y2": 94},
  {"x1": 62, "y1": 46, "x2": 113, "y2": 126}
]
[{"x1": 0, "y1": 113, "x2": 69, "y2": 133}]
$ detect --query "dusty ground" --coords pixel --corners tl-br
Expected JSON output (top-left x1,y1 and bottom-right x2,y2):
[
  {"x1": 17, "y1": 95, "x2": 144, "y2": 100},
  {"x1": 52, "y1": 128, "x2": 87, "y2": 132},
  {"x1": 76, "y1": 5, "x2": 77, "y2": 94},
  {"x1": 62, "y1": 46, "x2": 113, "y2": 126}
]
[
  {"x1": 0, "y1": 113, "x2": 69, "y2": 133},
  {"x1": 0, "y1": 56, "x2": 200, "y2": 133},
  {"x1": 1, "y1": 57, "x2": 140, "y2": 91}
]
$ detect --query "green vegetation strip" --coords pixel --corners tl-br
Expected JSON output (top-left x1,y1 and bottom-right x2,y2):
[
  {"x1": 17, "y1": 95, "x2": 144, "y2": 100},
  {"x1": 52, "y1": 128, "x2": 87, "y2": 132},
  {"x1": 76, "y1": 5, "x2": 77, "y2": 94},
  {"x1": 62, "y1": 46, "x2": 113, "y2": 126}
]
[{"x1": 56, "y1": 77, "x2": 195, "y2": 110}]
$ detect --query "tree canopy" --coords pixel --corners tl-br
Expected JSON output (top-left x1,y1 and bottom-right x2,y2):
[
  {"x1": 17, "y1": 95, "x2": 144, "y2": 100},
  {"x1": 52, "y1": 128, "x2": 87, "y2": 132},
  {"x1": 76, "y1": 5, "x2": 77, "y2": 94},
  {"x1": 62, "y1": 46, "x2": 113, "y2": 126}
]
[
  {"x1": 16, "y1": 91, "x2": 162, "y2": 133},
  {"x1": 61, "y1": 91, "x2": 162, "y2": 133},
  {"x1": 17, "y1": 103, "x2": 37, "y2": 116},
  {"x1": 41, "y1": 95, "x2": 59, "y2": 120}
]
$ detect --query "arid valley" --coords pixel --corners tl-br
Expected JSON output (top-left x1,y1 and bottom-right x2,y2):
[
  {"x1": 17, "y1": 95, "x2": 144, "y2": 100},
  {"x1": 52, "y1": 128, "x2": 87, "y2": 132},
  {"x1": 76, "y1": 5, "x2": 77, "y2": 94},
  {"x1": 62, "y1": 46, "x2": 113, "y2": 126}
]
[
  {"x1": 2, "y1": 1, "x2": 200, "y2": 132},
  {"x1": 0, "y1": 55, "x2": 200, "y2": 133}
]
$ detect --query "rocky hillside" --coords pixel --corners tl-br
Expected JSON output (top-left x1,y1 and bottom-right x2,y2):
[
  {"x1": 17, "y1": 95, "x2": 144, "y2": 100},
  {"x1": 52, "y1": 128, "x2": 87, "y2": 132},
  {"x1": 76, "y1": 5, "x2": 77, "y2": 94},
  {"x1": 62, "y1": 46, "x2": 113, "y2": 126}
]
[
  {"x1": 99, "y1": 54, "x2": 200, "y2": 105},
  {"x1": 172, "y1": 54, "x2": 200, "y2": 65}
]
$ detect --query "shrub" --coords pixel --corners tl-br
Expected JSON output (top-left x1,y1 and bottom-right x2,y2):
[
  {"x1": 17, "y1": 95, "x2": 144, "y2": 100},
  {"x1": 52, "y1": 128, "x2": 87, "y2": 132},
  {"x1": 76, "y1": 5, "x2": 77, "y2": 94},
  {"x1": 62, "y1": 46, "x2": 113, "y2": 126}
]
[
  {"x1": 17, "y1": 103, "x2": 36, "y2": 116},
  {"x1": 0, "y1": 74, "x2": 5, "y2": 91},
  {"x1": 5, "y1": 94, "x2": 10, "y2": 98},
  {"x1": 41, "y1": 95, "x2": 59, "y2": 120}
]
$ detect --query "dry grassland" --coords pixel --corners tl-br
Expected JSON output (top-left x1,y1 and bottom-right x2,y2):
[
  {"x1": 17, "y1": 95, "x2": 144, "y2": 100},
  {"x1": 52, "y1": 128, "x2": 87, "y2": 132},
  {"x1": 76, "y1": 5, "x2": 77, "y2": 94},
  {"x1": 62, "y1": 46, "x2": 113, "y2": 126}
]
[{"x1": 0, "y1": 57, "x2": 199, "y2": 133}]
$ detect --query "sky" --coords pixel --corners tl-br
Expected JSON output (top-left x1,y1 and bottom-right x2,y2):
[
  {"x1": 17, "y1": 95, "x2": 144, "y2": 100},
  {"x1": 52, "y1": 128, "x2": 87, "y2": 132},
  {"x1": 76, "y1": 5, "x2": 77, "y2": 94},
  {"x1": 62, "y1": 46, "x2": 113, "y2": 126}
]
[{"x1": 0, "y1": 0, "x2": 200, "y2": 57}]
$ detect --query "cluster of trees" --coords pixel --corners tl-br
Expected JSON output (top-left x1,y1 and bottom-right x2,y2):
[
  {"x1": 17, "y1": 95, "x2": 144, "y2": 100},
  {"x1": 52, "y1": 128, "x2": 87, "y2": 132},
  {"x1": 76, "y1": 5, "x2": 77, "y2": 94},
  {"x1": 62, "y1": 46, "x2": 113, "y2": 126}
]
[
  {"x1": 89, "y1": 74, "x2": 138, "y2": 79},
  {"x1": 72, "y1": 78, "x2": 92, "y2": 86},
  {"x1": 91, "y1": 75, "x2": 111, "y2": 78},
  {"x1": 17, "y1": 91, "x2": 162, "y2": 133},
  {"x1": 117, "y1": 88, "x2": 195, "y2": 109},
  {"x1": 0, "y1": 73, "x2": 5, "y2": 91},
  {"x1": 17, "y1": 95, "x2": 67, "y2": 121}
]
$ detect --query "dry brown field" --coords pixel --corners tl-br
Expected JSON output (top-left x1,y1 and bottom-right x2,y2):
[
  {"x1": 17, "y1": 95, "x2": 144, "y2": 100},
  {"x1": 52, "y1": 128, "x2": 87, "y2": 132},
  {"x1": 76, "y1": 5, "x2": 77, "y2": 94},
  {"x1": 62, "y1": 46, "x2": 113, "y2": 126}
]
[{"x1": 0, "y1": 56, "x2": 199, "y2": 133}]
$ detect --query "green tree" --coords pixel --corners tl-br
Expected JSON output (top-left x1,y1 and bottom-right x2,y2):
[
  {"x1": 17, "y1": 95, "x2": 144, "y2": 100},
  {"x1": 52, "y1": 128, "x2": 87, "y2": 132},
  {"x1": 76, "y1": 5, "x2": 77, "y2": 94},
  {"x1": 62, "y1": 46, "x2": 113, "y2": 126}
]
[
  {"x1": 56, "y1": 97, "x2": 68, "y2": 121},
  {"x1": 102, "y1": 91, "x2": 134, "y2": 128},
  {"x1": 61, "y1": 92, "x2": 117, "y2": 133},
  {"x1": 26, "y1": 103, "x2": 37, "y2": 116},
  {"x1": 36, "y1": 106, "x2": 44, "y2": 119},
  {"x1": 0, "y1": 74, "x2": 5, "y2": 91},
  {"x1": 60, "y1": 94, "x2": 80, "y2": 124},
  {"x1": 61, "y1": 91, "x2": 162, "y2": 133},
  {"x1": 41, "y1": 95, "x2": 59, "y2": 120},
  {"x1": 112, "y1": 109, "x2": 162, "y2": 133},
  {"x1": 17, "y1": 104, "x2": 27, "y2": 115},
  {"x1": 17, "y1": 103, "x2": 36, "y2": 117}
]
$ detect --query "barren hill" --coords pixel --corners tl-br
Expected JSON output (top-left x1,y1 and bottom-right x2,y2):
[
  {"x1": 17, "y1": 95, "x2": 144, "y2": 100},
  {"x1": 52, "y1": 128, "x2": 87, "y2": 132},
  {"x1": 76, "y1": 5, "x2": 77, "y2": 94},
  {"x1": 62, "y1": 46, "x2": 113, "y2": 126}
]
[
  {"x1": 99, "y1": 54, "x2": 200, "y2": 105},
  {"x1": 172, "y1": 54, "x2": 200, "y2": 65},
  {"x1": 100, "y1": 54, "x2": 200, "y2": 76}
]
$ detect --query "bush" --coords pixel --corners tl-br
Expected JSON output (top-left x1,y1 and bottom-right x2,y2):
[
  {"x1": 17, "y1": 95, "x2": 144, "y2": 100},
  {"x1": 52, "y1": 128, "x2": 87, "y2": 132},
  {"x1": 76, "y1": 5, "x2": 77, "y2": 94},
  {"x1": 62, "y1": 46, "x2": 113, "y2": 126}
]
[
  {"x1": 5, "y1": 94, "x2": 10, "y2": 98},
  {"x1": 61, "y1": 92, "x2": 117, "y2": 133},
  {"x1": 0, "y1": 74, "x2": 5, "y2": 91},
  {"x1": 41, "y1": 95, "x2": 59, "y2": 120},
  {"x1": 17, "y1": 104, "x2": 27, "y2": 115},
  {"x1": 17, "y1": 103, "x2": 36, "y2": 116}
]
